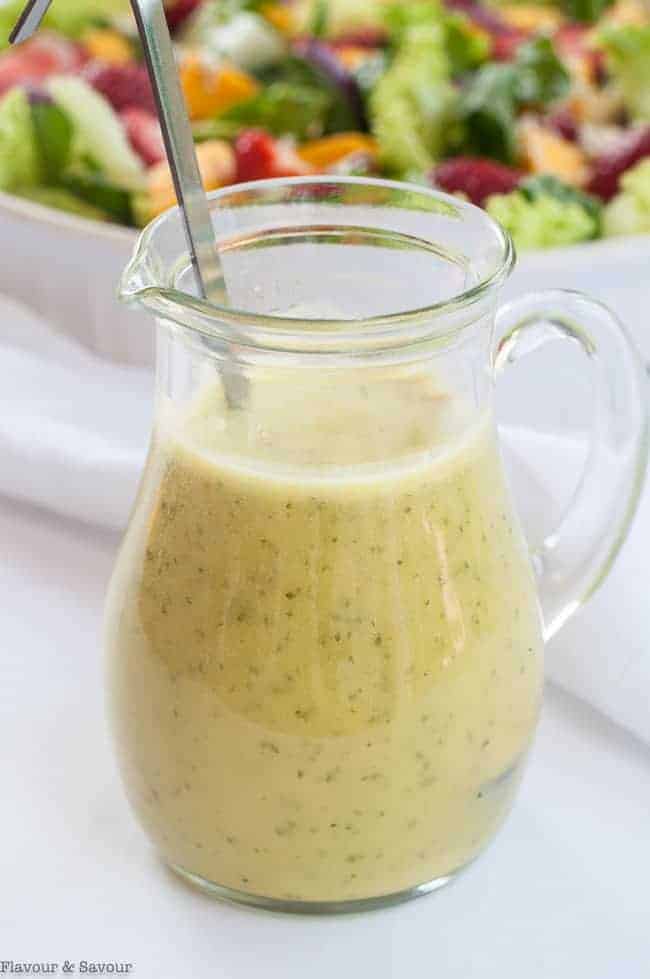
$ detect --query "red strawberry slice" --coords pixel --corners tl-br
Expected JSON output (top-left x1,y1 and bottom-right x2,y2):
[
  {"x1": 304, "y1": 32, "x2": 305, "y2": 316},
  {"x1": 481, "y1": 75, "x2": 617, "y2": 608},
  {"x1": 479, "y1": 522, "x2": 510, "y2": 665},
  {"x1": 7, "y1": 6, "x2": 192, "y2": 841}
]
[
  {"x1": 120, "y1": 107, "x2": 165, "y2": 166},
  {"x1": 587, "y1": 127, "x2": 650, "y2": 201},
  {"x1": 165, "y1": 0, "x2": 202, "y2": 33},
  {"x1": 83, "y1": 61, "x2": 156, "y2": 115},
  {"x1": 433, "y1": 156, "x2": 523, "y2": 206},
  {"x1": 235, "y1": 129, "x2": 309, "y2": 183},
  {"x1": 0, "y1": 34, "x2": 86, "y2": 96}
]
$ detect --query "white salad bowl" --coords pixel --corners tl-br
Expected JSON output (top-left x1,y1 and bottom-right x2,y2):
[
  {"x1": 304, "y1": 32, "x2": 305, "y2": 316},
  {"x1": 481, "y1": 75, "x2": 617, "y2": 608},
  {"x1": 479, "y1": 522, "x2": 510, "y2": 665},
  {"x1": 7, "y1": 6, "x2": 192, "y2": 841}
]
[
  {"x1": 0, "y1": 189, "x2": 147, "y2": 364},
  {"x1": 1, "y1": 188, "x2": 649, "y2": 369}
]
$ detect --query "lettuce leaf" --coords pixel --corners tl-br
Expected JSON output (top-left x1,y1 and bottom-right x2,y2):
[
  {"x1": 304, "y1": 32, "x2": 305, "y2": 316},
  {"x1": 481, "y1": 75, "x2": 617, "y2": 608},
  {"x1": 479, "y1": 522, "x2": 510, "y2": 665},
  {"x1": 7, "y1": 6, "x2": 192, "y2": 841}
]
[
  {"x1": 458, "y1": 37, "x2": 570, "y2": 163},
  {"x1": 490, "y1": 0, "x2": 613, "y2": 24},
  {"x1": 17, "y1": 185, "x2": 109, "y2": 221},
  {"x1": 31, "y1": 100, "x2": 73, "y2": 183},
  {"x1": 255, "y1": 49, "x2": 363, "y2": 133},
  {"x1": 296, "y1": 0, "x2": 387, "y2": 39},
  {"x1": 560, "y1": 0, "x2": 614, "y2": 25},
  {"x1": 444, "y1": 12, "x2": 490, "y2": 75},
  {"x1": 369, "y1": 0, "x2": 457, "y2": 176},
  {"x1": 598, "y1": 25, "x2": 650, "y2": 122},
  {"x1": 60, "y1": 170, "x2": 133, "y2": 223},
  {"x1": 512, "y1": 36, "x2": 571, "y2": 105},
  {"x1": 458, "y1": 63, "x2": 519, "y2": 163},
  {"x1": 222, "y1": 80, "x2": 331, "y2": 139},
  {"x1": 48, "y1": 76, "x2": 144, "y2": 190},
  {"x1": 0, "y1": 87, "x2": 41, "y2": 191}
]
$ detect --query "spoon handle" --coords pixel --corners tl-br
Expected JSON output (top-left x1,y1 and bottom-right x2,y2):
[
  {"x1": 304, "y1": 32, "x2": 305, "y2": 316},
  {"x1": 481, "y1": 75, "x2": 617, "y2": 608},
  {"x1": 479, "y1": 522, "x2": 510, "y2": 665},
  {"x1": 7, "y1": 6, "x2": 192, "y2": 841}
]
[
  {"x1": 11, "y1": 0, "x2": 248, "y2": 408},
  {"x1": 129, "y1": 0, "x2": 223, "y2": 301},
  {"x1": 9, "y1": 0, "x2": 53, "y2": 44},
  {"x1": 11, "y1": 0, "x2": 222, "y2": 302},
  {"x1": 130, "y1": 1, "x2": 248, "y2": 407}
]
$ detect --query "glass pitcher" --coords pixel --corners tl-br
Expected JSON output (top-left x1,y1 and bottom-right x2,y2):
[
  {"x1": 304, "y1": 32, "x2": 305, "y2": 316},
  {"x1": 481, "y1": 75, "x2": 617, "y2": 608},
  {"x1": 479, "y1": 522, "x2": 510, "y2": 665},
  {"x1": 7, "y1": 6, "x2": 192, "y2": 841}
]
[{"x1": 105, "y1": 177, "x2": 647, "y2": 913}]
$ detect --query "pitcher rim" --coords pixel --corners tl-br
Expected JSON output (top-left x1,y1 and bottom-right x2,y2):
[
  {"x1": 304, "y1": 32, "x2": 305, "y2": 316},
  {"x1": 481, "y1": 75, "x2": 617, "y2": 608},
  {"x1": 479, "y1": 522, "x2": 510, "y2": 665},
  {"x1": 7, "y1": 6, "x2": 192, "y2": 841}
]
[{"x1": 121, "y1": 176, "x2": 515, "y2": 354}]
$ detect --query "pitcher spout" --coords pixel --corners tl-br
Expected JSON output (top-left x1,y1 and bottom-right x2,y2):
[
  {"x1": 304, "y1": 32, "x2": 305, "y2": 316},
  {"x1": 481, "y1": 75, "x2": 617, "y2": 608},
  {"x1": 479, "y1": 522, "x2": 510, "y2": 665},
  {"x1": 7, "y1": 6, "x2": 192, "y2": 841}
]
[{"x1": 119, "y1": 204, "x2": 195, "y2": 315}]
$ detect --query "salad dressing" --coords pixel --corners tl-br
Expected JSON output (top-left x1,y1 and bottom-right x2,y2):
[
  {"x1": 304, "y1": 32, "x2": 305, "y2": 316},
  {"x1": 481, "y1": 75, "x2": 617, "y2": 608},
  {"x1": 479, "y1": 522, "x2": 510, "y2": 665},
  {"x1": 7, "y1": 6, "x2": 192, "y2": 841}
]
[{"x1": 106, "y1": 371, "x2": 543, "y2": 902}]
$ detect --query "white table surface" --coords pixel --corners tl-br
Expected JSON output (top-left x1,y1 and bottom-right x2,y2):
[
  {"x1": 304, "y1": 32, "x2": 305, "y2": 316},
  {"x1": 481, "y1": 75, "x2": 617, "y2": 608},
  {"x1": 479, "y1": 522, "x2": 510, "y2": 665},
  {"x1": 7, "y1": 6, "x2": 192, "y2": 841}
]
[{"x1": 2, "y1": 494, "x2": 650, "y2": 979}]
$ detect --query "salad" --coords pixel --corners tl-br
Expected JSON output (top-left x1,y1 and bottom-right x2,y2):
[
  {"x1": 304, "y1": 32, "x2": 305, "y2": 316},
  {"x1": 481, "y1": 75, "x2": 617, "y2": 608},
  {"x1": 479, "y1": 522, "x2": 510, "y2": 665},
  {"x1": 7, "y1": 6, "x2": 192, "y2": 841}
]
[{"x1": 1, "y1": 0, "x2": 650, "y2": 248}]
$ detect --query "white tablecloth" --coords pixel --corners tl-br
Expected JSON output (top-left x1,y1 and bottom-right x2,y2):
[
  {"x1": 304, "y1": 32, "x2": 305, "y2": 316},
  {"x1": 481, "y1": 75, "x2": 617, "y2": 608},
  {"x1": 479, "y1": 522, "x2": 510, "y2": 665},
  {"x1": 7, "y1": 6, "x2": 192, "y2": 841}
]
[{"x1": 2, "y1": 495, "x2": 650, "y2": 978}]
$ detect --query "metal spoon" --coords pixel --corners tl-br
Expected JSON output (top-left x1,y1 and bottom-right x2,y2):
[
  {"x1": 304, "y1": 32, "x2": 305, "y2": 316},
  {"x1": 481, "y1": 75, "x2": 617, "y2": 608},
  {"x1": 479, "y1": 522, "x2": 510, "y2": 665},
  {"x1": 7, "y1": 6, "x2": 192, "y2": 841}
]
[{"x1": 11, "y1": 0, "x2": 248, "y2": 408}]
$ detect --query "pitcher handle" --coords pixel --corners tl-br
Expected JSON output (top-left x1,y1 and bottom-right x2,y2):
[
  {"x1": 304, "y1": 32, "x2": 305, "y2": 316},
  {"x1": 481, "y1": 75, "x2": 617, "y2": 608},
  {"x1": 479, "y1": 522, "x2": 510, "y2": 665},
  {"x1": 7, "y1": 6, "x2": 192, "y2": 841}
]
[{"x1": 494, "y1": 289, "x2": 648, "y2": 641}]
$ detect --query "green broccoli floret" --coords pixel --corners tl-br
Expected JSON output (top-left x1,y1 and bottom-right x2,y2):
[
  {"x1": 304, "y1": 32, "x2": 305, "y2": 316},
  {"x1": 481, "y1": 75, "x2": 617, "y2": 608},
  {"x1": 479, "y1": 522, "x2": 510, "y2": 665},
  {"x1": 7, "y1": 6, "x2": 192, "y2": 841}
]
[
  {"x1": 0, "y1": 88, "x2": 41, "y2": 191},
  {"x1": 598, "y1": 25, "x2": 650, "y2": 122},
  {"x1": 486, "y1": 176, "x2": 601, "y2": 250},
  {"x1": 369, "y1": 0, "x2": 457, "y2": 177},
  {"x1": 603, "y1": 159, "x2": 650, "y2": 236}
]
